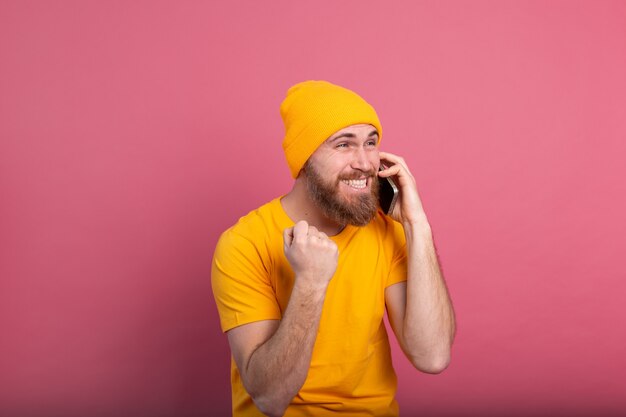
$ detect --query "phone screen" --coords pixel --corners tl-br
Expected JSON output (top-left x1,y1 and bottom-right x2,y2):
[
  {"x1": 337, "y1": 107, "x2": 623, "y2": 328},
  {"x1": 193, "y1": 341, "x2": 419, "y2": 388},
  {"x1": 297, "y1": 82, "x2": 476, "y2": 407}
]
[{"x1": 378, "y1": 165, "x2": 399, "y2": 215}]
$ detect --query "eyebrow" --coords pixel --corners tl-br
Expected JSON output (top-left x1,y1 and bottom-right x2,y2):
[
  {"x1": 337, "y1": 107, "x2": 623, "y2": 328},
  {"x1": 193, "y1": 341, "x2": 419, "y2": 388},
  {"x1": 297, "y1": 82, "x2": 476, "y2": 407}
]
[{"x1": 328, "y1": 130, "x2": 379, "y2": 143}]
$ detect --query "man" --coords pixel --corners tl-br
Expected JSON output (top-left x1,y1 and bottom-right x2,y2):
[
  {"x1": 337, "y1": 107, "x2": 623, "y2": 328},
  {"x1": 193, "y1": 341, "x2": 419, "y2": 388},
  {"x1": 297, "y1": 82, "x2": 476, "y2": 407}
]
[{"x1": 212, "y1": 80, "x2": 455, "y2": 417}]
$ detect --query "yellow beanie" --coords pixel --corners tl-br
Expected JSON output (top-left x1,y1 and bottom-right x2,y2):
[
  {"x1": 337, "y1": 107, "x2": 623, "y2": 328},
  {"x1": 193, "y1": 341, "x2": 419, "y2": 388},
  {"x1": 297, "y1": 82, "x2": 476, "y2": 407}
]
[{"x1": 280, "y1": 80, "x2": 382, "y2": 178}]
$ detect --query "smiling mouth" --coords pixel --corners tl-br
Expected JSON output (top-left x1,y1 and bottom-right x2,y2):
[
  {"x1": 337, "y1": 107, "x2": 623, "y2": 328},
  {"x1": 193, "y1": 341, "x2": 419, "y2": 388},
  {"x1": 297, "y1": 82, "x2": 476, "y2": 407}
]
[{"x1": 341, "y1": 178, "x2": 368, "y2": 189}]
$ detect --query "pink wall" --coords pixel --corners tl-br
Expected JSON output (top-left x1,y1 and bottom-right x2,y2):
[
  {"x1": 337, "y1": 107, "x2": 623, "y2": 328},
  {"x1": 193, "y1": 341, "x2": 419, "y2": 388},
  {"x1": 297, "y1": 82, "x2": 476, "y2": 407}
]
[{"x1": 1, "y1": 1, "x2": 625, "y2": 416}]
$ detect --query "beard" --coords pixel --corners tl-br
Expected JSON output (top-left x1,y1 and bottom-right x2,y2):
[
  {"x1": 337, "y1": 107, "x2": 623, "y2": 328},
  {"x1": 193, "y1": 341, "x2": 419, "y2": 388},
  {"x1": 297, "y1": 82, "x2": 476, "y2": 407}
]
[{"x1": 303, "y1": 160, "x2": 379, "y2": 227}]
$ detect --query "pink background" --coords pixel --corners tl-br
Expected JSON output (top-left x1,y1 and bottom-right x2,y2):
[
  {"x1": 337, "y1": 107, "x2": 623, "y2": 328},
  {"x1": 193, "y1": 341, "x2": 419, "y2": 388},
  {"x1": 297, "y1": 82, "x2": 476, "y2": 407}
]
[{"x1": 1, "y1": 1, "x2": 625, "y2": 416}]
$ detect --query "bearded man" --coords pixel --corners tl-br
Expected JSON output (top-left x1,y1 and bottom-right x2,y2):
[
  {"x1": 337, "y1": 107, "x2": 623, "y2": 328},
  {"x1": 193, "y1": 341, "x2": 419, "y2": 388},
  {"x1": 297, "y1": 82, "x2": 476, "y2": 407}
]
[{"x1": 211, "y1": 80, "x2": 456, "y2": 417}]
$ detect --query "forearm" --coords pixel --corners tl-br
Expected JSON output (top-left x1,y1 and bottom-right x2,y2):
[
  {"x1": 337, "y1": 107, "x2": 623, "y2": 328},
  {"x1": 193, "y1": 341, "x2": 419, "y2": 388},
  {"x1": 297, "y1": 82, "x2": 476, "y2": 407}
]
[
  {"x1": 402, "y1": 217, "x2": 456, "y2": 372},
  {"x1": 244, "y1": 280, "x2": 327, "y2": 416}
]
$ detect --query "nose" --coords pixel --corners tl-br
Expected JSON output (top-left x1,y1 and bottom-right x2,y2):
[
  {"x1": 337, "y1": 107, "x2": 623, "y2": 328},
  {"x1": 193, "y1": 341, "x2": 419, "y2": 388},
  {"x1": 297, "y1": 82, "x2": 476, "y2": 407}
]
[{"x1": 350, "y1": 147, "x2": 374, "y2": 172}]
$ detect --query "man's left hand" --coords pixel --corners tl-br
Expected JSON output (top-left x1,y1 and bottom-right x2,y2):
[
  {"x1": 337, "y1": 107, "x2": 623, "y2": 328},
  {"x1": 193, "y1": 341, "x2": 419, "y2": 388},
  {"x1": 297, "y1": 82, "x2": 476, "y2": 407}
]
[{"x1": 378, "y1": 151, "x2": 428, "y2": 227}]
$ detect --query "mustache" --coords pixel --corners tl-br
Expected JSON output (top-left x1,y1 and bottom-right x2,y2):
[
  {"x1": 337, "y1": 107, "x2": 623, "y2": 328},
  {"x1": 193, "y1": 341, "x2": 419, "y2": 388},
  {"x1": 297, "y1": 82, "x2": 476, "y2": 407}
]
[{"x1": 338, "y1": 170, "x2": 377, "y2": 181}]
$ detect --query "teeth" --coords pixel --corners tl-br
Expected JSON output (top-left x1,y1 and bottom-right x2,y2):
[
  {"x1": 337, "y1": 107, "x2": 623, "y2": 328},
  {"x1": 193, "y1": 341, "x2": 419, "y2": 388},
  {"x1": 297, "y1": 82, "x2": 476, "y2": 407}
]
[{"x1": 342, "y1": 179, "x2": 367, "y2": 189}]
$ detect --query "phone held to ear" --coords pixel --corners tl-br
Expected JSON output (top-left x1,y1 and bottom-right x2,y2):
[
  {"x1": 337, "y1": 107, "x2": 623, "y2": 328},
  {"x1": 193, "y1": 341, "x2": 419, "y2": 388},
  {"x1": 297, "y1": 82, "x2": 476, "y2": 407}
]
[{"x1": 378, "y1": 164, "x2": 399, "y2": 215}]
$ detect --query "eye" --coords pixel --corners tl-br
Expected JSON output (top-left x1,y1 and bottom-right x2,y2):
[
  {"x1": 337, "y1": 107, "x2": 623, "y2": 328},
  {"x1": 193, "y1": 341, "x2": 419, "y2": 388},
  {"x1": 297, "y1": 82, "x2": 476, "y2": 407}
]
[
  {"x1": 366, "y1": 140, "x2": 377, "y2": 147},
  {"x1": 336, "y1": 142, "x2": 349, "y2": 148}
]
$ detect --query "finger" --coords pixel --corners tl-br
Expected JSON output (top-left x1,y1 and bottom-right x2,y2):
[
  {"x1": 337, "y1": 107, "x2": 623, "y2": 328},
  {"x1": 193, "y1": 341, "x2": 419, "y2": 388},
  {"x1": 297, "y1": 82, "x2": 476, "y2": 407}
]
[
  {"x1": 293, "y1": 220, "x2": 309, "y2": 242},
  {"x1": 379, "y1": 160, "x2": 414, "y2": 184},
  {"x1": 378, "y1": 151, "x2": 397, "y2": 160},
  {"x1": 283, "y1": 227, "x2": 294, "y2": 247},
  {"x1": 307, "y1": 226, "x2": 319, "y2": 237},
  {"x1": 316, "y1": 232, "x2": 332, "y2": 244},
  {"x1": 379, "y1": 152, "x2": 410, "y2": 172},
  {"x1": 379, "y1": 151, "x2": 401, "y2": 166},
  {"x1": 378, "y1": 164, "x2": 403, "y2": 178}
]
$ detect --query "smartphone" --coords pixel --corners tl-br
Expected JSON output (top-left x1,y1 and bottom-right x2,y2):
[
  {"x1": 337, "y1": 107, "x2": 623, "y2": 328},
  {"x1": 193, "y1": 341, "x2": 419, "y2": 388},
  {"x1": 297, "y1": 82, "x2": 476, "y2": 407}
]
[{"x1": 378, "y1": 164, "x2": 399, "y2": 215}]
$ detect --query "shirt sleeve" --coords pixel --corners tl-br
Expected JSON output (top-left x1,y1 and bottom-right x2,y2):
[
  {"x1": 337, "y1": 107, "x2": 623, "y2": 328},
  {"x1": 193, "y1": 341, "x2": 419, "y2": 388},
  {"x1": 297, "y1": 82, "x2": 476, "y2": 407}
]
[
  {"x1": 385, "y1": 217, "x2": 408, "y2": 288},
  {"x1": 211, "y1": 229, "x2": 282, "y2": 332}
]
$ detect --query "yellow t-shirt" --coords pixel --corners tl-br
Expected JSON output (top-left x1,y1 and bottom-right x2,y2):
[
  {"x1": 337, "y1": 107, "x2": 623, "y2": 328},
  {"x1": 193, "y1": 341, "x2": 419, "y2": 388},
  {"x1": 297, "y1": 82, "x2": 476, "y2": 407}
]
[{"x1": 212, "y1": 197, "x2": 408, "y2": 416}]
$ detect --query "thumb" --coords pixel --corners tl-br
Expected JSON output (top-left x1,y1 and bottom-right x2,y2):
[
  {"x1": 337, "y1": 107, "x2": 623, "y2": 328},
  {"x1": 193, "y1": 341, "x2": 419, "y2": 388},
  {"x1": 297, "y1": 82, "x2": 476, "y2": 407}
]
[{"x1": 283, "y1": 227, "x2": 294, "y2": 248}]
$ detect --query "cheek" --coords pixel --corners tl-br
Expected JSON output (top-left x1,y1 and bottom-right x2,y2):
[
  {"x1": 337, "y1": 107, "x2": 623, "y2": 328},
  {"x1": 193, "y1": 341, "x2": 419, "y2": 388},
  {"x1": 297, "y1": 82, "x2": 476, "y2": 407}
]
[{"x1": 370, "y1": 150, "x2": 381, "y2": 169}]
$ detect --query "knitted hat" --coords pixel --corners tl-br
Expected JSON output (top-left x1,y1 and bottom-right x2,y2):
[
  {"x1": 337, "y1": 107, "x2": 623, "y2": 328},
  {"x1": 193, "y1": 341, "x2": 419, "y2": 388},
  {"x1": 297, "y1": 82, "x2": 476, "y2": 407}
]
[{"x1": 280, "y1": 80, "x2": 382, "y2": 178}]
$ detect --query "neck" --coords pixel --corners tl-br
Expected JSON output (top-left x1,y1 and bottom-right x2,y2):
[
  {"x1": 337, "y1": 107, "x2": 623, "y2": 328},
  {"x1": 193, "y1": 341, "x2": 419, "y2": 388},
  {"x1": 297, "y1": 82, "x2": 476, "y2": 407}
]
[{"x1": 281, "y1": 177, "x2": 345, "y2": 236}]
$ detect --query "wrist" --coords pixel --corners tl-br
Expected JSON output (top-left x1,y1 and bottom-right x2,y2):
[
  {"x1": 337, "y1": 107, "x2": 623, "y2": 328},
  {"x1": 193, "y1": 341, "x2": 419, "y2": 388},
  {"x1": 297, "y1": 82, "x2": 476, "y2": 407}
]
[
  {"x1": 403, "y1": 214, "x2": 431, "y2": 234},
  {"x1": 293, "y1": 276, "x2": 329, "y2": 296},
  {"x1": 403, "y1": 216, "x2": 434, "y2": 245}
]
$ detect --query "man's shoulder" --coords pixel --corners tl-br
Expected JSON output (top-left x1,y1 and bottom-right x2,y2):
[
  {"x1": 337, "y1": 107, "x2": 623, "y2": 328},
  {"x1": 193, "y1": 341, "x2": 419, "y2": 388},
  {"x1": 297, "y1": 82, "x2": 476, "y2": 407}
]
[
  {"x1": 213, "y1": 197, "x2": 289, "y2": 277},
  {"x1": 217, "y1": 197, "x2": 286, "y2": 248}
]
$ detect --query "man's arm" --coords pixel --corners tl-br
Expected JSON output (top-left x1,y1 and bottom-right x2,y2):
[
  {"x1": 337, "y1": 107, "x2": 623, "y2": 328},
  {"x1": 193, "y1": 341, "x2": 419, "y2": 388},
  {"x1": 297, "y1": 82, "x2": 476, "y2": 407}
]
[
  {"x1": 379, "y1": 151, "x2": 456, "y2": 374},
  {"x1": 226, "y1": 220, "x2": 337, "y2": 417}
]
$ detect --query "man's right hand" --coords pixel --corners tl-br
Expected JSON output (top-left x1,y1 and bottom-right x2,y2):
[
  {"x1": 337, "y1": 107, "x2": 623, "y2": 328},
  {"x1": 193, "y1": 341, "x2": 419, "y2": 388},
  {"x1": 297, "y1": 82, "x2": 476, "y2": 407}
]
[
  {"x1": 228, "y1": 220, "x2": 337, "y2": 416},
  {"x1": 283, "y1": 220, "x2": 338, "y2": 290}
]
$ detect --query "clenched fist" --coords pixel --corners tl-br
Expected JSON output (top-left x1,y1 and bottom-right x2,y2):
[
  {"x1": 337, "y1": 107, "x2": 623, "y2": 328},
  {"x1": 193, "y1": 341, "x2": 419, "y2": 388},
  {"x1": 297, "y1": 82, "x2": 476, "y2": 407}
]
[{"x1": 283, "y1": 220, "x2": 338, "y2": 291}]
